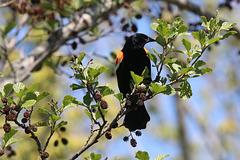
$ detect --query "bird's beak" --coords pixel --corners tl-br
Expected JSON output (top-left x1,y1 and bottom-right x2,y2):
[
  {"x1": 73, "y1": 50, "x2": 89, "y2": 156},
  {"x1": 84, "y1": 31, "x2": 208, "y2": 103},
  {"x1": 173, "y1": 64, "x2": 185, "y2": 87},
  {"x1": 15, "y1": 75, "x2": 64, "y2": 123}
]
[
  {"x1": 147, "y1": 37, "x2": 155, "y2": 43},
  {"x1": 116, "y1": 51, "x2": 124, "y2": 66}
]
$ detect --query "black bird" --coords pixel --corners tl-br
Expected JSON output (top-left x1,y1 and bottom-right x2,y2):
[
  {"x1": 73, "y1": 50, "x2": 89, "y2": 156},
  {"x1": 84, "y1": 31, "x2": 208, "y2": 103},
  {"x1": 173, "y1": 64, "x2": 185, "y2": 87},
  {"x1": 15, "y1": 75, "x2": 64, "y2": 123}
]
[{"x1": 116, "y1": 33, "x2": 155, "y2": 131}]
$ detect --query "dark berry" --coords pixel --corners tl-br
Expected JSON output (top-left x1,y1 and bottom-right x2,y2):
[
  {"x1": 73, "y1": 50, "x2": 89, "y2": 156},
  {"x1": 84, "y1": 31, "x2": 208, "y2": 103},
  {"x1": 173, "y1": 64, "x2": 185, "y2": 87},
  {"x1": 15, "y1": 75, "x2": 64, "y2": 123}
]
[
  {"x1": 25, "y1": 127, "x2": 31, "y2": 134},
  {"x1": 122, "y1": 24, "x2": 129, "y2": 31},
  {"x1": 30, "y1": 124, "x2": 37, "y2": 132},
  {"x1": 112, "y1": 122, "x2": 118, "y2": 128},
  {"x1": 136, "y1": 99, "x2": 144, "y2": 106},
  {"x1": 139, "y1": 93, "x2": 147, "y2": 101},
  {"x1": 21, "y1": 118, "x2": 27, "y2": 123},
  {"x1": 100, "y1": 99, "x2": 108, "y2": 109},
  {"x1": 0, "y1": 149, "x2": 4, "y2": 156},
  {"x1": 135, "y1": 131, "x2": 142, "y2": 136},
  {"x1": 10, "y1": 3, "x2": 17, "y2": 10},
  {"x1": 60, "y1": 127, "x2": 66, "y2": 132},
  {"x1": 61, "y1": 138, "x2": 68, "y2": 145},
  {"x1": 54, "y1": 140, "x2": 59, "y2": 147},
  {"x1": 2, "y1": 97, "x2": 8, "y2": 103},
  {"x1": 123, "y1": 136, "x2": 129, "y2": 142},
  {"x1": 6, "y1": 112, "x2": 16, "y2": 121},
  {"x1": 71, "y1": 41, "x2": 77, "y2": 50},
  {"x1": 130, "y1": 138, "x2": 137, "y2": 147},
  {"x1": 8, "y1": 150, "x2": 16, "y2": 157},
  {"x1": 140, "y1": 86, "x2": 147, "y2": 93},
  {"x1": 40, "y1": 151, "x2": 49, "y2": 159},
  {"x1": 126, "y1": 99, "x2": 132, "y2": 107},
  {"x1": 120, "y1": 17, "x2": 126, "y2": 23},
  {"x1": 135, "y1": 13, "x2": 142, "y2": 19},
  {"x1": 105, "y1": 131, "x2": 112, "y2": 140},
  {"x1": 23, "y1": 111, "x2": 30, "y2": 118},
  {"x1": 79, "y1": 37, "x2": 86, "y2": 44},
  {"x1": 31, "y1": 0, "x2": 41, "y2": 4},
  {"x1": 131, "y1": 23, "x2": 138, "y2": 32},
  {"x1": 94, "y1": 92, "x2": 102, "y2": 101},
  {"x1": 6, "y1": 146, "x2": 12, "y2": 151},
  {"x1": 3, "y1": 105, "x2": 10, "y2": 113},
  {"x1": 3, "y1": 123, "x2": 11, "y2": 133},
  {"x1": 18, "y1": 7, "x2": 26, "y2": 14},
  {"x1": 27, "y1": 8, "x2": 36, "y2": 15}
]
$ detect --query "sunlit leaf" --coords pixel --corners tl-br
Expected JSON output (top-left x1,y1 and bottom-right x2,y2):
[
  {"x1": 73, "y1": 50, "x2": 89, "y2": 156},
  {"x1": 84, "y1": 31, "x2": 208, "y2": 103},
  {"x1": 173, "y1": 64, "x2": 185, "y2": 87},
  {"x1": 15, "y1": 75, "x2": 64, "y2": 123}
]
[
  {"x1": 135, "y1": 151, "x2": 150, "y2": 160},
  {"x1": 178, "y1": 80, "x2": 192, "y2": 99},
  {"x1": 130, "y1": 71, "x2": 144, "y2": 85}
]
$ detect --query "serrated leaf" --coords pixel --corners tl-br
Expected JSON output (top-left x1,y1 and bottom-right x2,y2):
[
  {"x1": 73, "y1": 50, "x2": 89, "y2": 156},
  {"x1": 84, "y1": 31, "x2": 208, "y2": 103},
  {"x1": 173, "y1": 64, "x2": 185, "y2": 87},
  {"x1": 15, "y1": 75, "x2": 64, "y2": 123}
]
[
  {"x1": 130, "y1": 71, "x2": 144, "y2": 85},
  {"x1": 181, "y1": 67, "x2": 193, "y2": 75},
  {"x1": 207, "y1": 37, "x2": 222, "y2": 46},
  {"x1": 98, "y1": 85, "x2": 115, "y2": 97},
  {"x1": 62, "y1": 95, "x2": 84, "y2": 110},
  {"x1": 36, "y1": 121, "x2": 49, "y2": 127},
  {"x1": 220, "y1": 22, "x2": 237, "y2": 31},
  {"x1": 156, "y1": 35, "x2": 166, "y2": 47},
  {"x1": 154, "y1": 154, "x2": 169, "y2": 160},
  {"x1": 165, "y1": 60, "x2": 182, "y2": 74},
  {"x1": 37, "y1": 92, "x2": 49, "y2": 102},
  {"x1": 161, "y1": 85, "x2": 176, "y2": 95},
  {"x1": 24, "y1": 92, "x2": 37, "y2": 101},
  {"x1": 200, "y1": 68, "x2": 212, "y2": 74},
  {"x1": 89, "y1": 152, "x2": 102, "y2": 160},
  {"x1": 84, "y1": 109, "x2": 92, "y2": 120},
  {"x1": 141, "y1": 67, "x2": 150, "y2": 79},
  {"x1": 3, "y1": 129, "x2": 18, "y2": 147},
  {"x1": 178, "y1": 25, "x2": 188, "y2": 33},
  {"x1": 150, "y1": 22, "x2": 159, "y2": 32},
  {"x1": 49, "y1": 114, "x2": 61, "y2": 124},
  {"x1": 21, "y1": 100, "x2": 36, "y2": 108},
  {"x1": 13, "y1": 82, "x2": 26, "y2": 98},
  {"x1": 114, "y1": 93, "x2": 123, "y2": 101},
  {"x1": 201, "y1": 16, "x2": 208, "y2": 27},
  {"x1": 178, "y1": 80, "x2": 192, "y2": 99},
  {"x1": 54, "y1": 121, "x2": 67, "y2": 131},
  {"x1": 157, "y1": 23, "x2": 169, "y2": 36},
  {"x1": 147, "y1": 52, "x2": 157, "y2": 64},
  {"x1": 38, "y1": 108, "x2": 51, "y2": 115},
  {"x1": 95, "y1": 108, "x2": 107, "y2": 120},
  {"x1": 88, "y1": 64, "x2": 108, "y2": 79},
  {"x1": 4, "y1": 83, "x2": 13, "y2": 96},
  {"x1": 135, "y1": 151, "x2": 150, "y2": 160},
  {"x1": 83, "y1": 92, "x2": 93, "y2": 106},
  {"x1": 194, "y1": 60, "x2": 206, "y2": 68},
  {"x1": 77, "y1": 51, "x2": 86, "y2": 64},
  {"x1": 182, "y1": 39, "x2": 191, "y2": 52},
  {"x1": 150, "y1": 82, "x2": 166, "y2": 94},
  {"x1": 70, "y1": 83, "x2": 85, "y2": 90},
  {"x1": 222, "y1": 31, "x2": 237, "y2": 39},
  {"x1": 192, "y1": 30, "x2": 207, "y2": 46}
]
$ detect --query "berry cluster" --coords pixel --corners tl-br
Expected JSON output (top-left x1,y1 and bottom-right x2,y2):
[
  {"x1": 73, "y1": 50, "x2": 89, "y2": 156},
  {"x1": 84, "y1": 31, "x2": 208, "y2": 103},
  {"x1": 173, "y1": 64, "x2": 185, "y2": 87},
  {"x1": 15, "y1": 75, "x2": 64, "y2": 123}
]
[
  {"x1": 53, "y1": 127, "x2": 68, "y2": 147},
  {"x1": 94, "y1": 92, "x2": 108, "y2": 109},
  {"x1": 123, "y1": 131, "x2": 142, "y2": 147},
  {"x1": 126, "y1": 86, "x2": 147, "y2": 108}
]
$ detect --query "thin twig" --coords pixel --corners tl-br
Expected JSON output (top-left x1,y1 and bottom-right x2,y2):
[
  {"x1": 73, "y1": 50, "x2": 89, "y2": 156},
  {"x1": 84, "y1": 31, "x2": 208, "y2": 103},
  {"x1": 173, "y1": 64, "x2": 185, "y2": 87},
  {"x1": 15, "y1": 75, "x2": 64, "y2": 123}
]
[{"x1": 0, "y1": 0, "x2": 17, "y2": 8}]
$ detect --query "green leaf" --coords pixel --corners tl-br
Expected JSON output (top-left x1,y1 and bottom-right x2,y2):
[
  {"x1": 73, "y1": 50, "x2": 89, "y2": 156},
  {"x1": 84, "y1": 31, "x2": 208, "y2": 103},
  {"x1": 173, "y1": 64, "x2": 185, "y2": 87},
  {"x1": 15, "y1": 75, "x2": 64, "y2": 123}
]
[
  {"x1": 222, "y1": 31, "x2": 237, "y2": 39},
  {"x1": 0, "y1": 72, "x2": 3, "y2": 78},
  {"x1": 3, "y1": 129, "x2": 19, "y2": 147},
  {"x1": 89, "y1": 152, "x2": 102, "y2": 160},
  {"x1": 178, "y1": 80, "x2": 192, "y2": 99},
  {"x1": 84, "y1": 109, "x2": 92, "y2": 120},
  {"x1": 25, "y1": 82, "x2": 39, "y2": 94},
  {"x1": 83, "y1": 92, "x2": 93, "y2": 106},
  {"x1": 49, "y1": 115, "x2": 61, "y2": 124},
  {"x1": 161, "y1": 85, "x2": 176, "y2": 95},
  {"x1": 147, "y1": 52, "x2": 157, "y2": 64},
  {"x1": 150, "y1": 22, "x2": 159, "y2": 32},
  {"x1": 178, "y1": 25, "x2": 188, "y2": 33},
  {"x1": 54, "y1": 121, "x2": 67, "y2": 131},
  {"x1": 95, "y1": 108, "x2": 107, "y2": 120},
  {"x1": 157, "y1": 22, "x2": 169, "y2": 36},
  {"x1": 200, "y1": 68, "x2": 212, "y2": 74},
  {"x1": 3, "y1": 21, "x2": 17, "y2": 37},
  {"x1": 135, "y1": 151, "x2": 150, "y2": 160},
  {"x1": 154, "y1": 154, "x2": 169, "y2": 160},
  {"x1": 220, "y1": 22, "x2": 237, "y2": 31},
  {"x1": 207, "y1": 37, "x2": 222, "y2": 46},
  {"x1": 13, "y1": 82, "x2": 26, "y2": 98},
  {"x1": 88, "y1": 64, "x2": 108, "y2": 79},
  {"x1": 194, "y1": 60, "x2": 206, "y2": 68},
  {"x1": 156, "y1": 35, "x2": 166, "y2": 47},
  {"x1": 62, "y1": 95, "x2": 84, "y2": 110},
  {"x1": 77, "y1": 51, "x2": 86, "y2": 64},
  {"x1": 173, "y1": 17, "x2": 183, "y2": 27},
  {"x1": 201, "y1": 16, "x2": 208, "y2": 27},
  {"x1": 21, "y1": 100, "x2": 36, "y2": 108},
  {"x1": 141, "y1": 67, "x2": 150, "y2": 79},
  {"x1": 4, "y1": 83, "x2": 13, "y2": 96},
  {"x1": 24, "y1": 92, "x2": 37, "y2": 101},
  {"x1": 182, "y1": 39, "x2": 191, "y2": 52},
  {"x1": 165, "y1": 59, "x2": 182, "y2": 74},
  {"x1": 166, "y1": 26, "x2": 177, "y2": 39},
  {"x1": 150, "y1": 82, "x2": 167, "y2": 94},
  {"x1": 38, "y1": 108, "x2": 51, "y2": 115},
  {"x1": 98, "y1": 85, "x2": 115, "y2": 97},
  {"x1": 36, "y1": 121, "x2": 49, "y2": 127},
  {"x1": 181, "y1": 67, "x2": 193, "y2": 75},
  {"x1": 40, "y1": 3, "x2": 53, "y2": 10},
  {"x1": 37, "y1": 92, "x2": 49, "y2": 102},
  {"x1": 70, "y1": 83, "x2": 85, "y2": 90},
  {"x1": 114, "y1": 93, "x2": 123, "y2": 101},
  {"x1": 130, "y1": 71, "x2": 144, "y2": 85},
  {"x1": 192, "y1": 30, "x2": 207, "y2": 46}
]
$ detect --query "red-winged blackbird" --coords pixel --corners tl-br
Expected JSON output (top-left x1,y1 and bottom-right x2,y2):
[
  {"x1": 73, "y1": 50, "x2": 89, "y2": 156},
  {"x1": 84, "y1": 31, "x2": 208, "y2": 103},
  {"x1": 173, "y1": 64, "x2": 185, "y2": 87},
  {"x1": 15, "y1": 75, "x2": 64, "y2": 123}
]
[{"x1": 116, "y1": 33, "x2": 155, "y2": 131}]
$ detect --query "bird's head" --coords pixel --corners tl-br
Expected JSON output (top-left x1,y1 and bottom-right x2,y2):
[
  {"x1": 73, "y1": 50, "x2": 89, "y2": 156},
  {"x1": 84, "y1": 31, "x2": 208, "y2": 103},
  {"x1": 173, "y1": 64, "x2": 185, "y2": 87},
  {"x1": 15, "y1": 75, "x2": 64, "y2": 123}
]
[{"x1": 116, "y1": 33, "x2": 155, "y2": 66}]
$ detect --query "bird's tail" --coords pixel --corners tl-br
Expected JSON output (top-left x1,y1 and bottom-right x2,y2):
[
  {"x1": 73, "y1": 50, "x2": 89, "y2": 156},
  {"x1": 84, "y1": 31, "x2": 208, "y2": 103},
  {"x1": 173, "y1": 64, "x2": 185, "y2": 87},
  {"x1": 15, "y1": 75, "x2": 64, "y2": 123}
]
[{"x1": 123, "y1": 104, "x2": 150, "y2": 131}]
